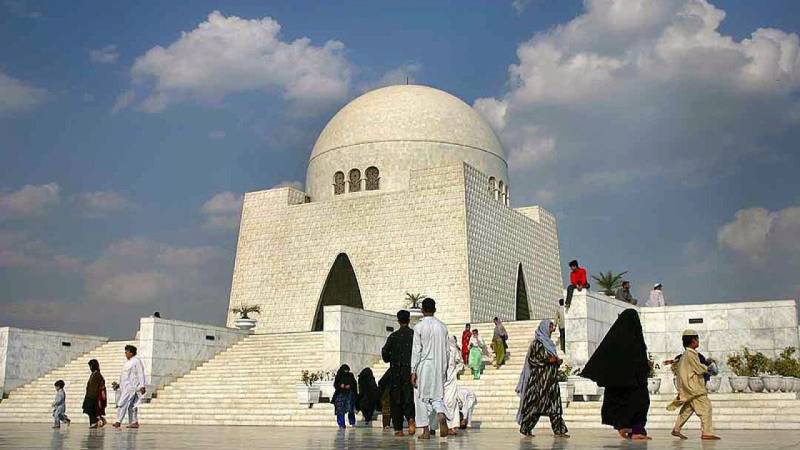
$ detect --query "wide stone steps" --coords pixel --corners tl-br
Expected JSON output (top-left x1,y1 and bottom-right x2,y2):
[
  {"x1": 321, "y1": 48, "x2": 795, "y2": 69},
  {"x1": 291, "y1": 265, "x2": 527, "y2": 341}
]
[{"x1": 0, "y1": 341, "x2": 135, "y2": 423}]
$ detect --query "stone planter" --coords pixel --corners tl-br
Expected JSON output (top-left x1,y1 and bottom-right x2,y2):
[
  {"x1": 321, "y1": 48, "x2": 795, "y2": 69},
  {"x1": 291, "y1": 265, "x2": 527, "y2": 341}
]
[
  {"x1": 706, "y1": 376, "x2": 722, "y2": 393},
  {"x1": 760, "y1": 375, "x2": 782, "y2": 392},
  {"x1": 793, "y1": 378, "x2": 800, "y2": 393},
  {"x1": 558, "y1": 382, "x2": 575, "y2": 407},
  {"x1": 780, "y1": 377, "x2": 794, "y2": 393},
  {"x1": 315, "y1": 380, "x2": 335, "y2": 400},
  {"x1": 728, "y1": 376, "x2": 749, "y2": 393},
  {"x1": 647, "y1": 377, "x2": 661, "y2": 394},
  {"x1": 409, "y1": 308, "x2": 424, "y2": 326},
  {"x1": 748, "y1": 377, "x2": 764, "y2": 393},
  {"x1": 234, "y1": 318, "x2": 257, "y2": 331},
  {"x1": 295, "y1": 383, "x2": 321, "y2": 405}
]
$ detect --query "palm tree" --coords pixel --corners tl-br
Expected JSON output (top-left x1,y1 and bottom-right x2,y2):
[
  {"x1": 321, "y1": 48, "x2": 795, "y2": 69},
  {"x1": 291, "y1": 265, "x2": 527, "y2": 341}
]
[
  {"x1": 591, "y1": 270, "x2": 629, "y2": 296},
  {"x1": 405, "y1": 292, "x2": 425, "y2": 309}
]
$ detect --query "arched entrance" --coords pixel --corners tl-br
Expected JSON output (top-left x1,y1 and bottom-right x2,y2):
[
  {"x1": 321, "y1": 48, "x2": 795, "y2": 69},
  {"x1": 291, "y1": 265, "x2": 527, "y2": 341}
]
[
  {"x1": 312, "y1": 253, "x2": 364, "y2": 331},
  {"x1": 515, "y1": 264, "x2": 531, "y2": 321}
]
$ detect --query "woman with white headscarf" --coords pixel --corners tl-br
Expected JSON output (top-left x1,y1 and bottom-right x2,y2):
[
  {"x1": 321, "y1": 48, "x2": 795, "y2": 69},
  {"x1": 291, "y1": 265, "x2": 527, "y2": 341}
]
[
  {"x1": 516, "y1": 319, "x2": 569, "y2": 437},
  {"x1": 443, "y1": 336, "x2": 464, "y2": 435}
]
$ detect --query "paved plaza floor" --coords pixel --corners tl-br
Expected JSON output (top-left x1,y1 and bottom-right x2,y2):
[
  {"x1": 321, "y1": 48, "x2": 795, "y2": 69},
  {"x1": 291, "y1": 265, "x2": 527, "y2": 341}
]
[{"x1": 0, "y1": 424, "x2": 797, "y2": 450}]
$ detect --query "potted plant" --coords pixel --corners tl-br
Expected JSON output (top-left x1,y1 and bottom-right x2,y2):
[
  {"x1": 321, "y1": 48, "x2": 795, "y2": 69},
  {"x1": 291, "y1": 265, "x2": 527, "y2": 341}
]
[
  {"x1": 726, "y1": 352, "x2": 751, "y2": 392},
  {"x1": 647, "y1": 353, "x2": 662, "y2": 394},
  {"x1": 231, "y1": 304, "x2": 261, "y2": 331},
  {"x1": 296, "y1": 370, "x2": 322, "y2": 405},
  {"x1": 557, "y1": 364, "x2": 575, "y2": 406},
  {"x1": 405, "y1": 292, "x2": 425, "y2": 323},
  {"x1": 772, "y1": 347, "x2": 800, "y2": 393},
  {"x1": 315, "y1": 370, "x2": 337, "y2": 400},
  {"x1": 591, "y1": 270, "x2": 628, "y2": 297}
]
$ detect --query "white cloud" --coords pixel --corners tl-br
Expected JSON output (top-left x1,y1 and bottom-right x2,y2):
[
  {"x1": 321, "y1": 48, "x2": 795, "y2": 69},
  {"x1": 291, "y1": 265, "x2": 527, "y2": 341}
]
[
  {"x1": 74, "y1": 191, "x2": 135, "y2": 218},
  {"x1": 4, "y1": 1, "x2": 41, "y2": 19},
  {"x1": 111, "y1": 90, "x2": 136, "y2": 113},
  {"x1": 0, "y1": 182, "x2": 60, "y2": 219},
  {"x1": 475, "y1": 0, "x2": 800, "y2": 203},
  {"x1": 200, "y1": 191, "x2": 243, "y2": 231},
  {"x1": 271, "y1": 180, "x2": 304, "y2": 190},
  {"x1": 90, "y1": 45, "x2": 120, "y2": 64},
  {"x1": 717, "y1": 206, "x2": 800, "y2": 265},
  {"x1": 374, "y1": 62, "x2": 422, "y2": 88},
  {"x1": 512, "y1": 0, "x2": 532, "y2": 15},
  {"x1": 0, "y1": 230, "x2": 83, "y2": 271},
  {"x1": 121, "y1": 11, "x2": 352, "y2": 113},
  {"x1": 0, "y1": 70, "x2": 47, "y2": 115}
]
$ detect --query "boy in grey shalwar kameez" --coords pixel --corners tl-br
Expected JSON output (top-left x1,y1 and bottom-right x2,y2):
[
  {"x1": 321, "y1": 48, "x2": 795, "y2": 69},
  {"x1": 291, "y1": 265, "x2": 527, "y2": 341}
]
[{"x1": 52, "y1": 380, "x2": 70, "y2": 428}]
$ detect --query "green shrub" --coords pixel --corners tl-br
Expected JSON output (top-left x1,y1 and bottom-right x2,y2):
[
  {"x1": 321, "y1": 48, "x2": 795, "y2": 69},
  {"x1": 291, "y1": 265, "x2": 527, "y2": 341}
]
[
  {"x1": 726, "y1": 347, "x2": 773, "y2": 376},
  {"x1": 773, "y1": 347, "x2": 800, "y2": 377}
]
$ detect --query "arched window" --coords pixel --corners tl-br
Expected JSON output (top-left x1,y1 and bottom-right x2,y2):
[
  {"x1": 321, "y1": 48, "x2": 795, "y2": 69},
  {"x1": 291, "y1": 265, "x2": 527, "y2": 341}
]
[
  {"x1": 333, "y1": 172, "x2": 345, "y2": 195},
  {"x1": 348, "y1": 169, "x2": 361, "y2": 192},
  {"x1": 365, "y1": 166, "x2": 380, "y2": 191},
  {"x1": 489, "y1": 177, "x2": 496, "y2": 199},
  {"x1": 498, "y1": 180, "x2": 505, "y2": 203}
]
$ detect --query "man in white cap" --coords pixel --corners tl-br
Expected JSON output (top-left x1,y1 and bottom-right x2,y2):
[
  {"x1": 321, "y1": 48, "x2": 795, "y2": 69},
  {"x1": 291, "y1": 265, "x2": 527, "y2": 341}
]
[
  {"x1": 646, "y1": 283, "x2": 665, "y2": 307},
  {"x1": 667, "y1": 330, "x2": 720, "y2": 440}
]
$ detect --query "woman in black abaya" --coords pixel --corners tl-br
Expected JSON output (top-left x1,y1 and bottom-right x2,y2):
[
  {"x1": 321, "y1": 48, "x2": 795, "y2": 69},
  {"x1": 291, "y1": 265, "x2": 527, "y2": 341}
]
[{"x1": 580, "y1": 309, "x2": 651, "y2": 440}]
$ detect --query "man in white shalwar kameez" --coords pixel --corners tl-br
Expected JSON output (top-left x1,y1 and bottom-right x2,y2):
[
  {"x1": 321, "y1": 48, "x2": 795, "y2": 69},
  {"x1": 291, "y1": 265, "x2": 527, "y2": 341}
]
[
  {"x1": 444, "y1": 336, "x2": 464, "y2": 434},
  {"x1": 410, "y1": 298, "x2": 450, "y2": 439},
  {"x1": 112, "y1": 344, "x2": 147, "y2": 428}
]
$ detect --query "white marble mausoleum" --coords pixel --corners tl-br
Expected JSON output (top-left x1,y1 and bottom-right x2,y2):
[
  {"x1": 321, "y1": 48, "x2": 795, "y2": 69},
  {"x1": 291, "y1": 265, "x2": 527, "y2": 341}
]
[{"x1": 225, "y1": 85, "x2": 563, "y2": 333}]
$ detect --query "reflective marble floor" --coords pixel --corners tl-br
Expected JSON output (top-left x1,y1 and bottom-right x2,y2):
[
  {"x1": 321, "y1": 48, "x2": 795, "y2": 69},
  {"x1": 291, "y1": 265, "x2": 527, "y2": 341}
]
[{"x1": 0, "y1": 424, "x2": 798, "y2": 450}]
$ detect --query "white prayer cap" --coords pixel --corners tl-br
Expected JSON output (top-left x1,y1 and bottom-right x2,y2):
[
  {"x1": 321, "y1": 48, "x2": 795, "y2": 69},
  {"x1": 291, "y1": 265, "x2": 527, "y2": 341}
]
[{"x1": 653, "y1": 283, "x2": 662, "y2": 289}]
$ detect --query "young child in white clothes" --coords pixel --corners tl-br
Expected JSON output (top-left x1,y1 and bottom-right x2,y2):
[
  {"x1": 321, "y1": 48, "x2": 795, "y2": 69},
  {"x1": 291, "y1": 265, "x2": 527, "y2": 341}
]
[{"x1": 52, "y1": 380, "x2": 71, "y2": 428}]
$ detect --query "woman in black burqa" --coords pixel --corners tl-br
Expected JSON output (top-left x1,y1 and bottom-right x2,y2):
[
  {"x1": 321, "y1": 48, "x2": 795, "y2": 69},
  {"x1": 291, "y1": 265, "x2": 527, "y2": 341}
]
[
  {"x1": 332, "y1": 364, "x2": 358, "y2": 429},
  {"x1": 356, "y1": 367, "x2": 381, "y2": 424},
  {"x1": 580, "y1": 309, "x2": 651, "y2": 440}
]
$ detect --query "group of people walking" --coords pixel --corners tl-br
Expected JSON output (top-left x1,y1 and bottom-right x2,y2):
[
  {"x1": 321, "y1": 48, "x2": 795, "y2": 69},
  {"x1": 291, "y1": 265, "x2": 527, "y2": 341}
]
[{"x1": 50, "y1": 344, "x2": 147, "y2": 430}]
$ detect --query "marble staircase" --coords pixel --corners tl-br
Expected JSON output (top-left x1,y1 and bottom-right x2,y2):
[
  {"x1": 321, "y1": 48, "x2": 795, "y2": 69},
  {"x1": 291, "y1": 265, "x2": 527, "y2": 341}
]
[{"x1": 0, "y1": 341, "x2": 133, "y2": 423}]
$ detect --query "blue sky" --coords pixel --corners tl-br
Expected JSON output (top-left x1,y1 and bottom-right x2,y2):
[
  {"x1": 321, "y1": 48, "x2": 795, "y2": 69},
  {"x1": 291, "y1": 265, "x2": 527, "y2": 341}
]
[{"x1": 1, "y1": 0, "x2": 799, "y2": 339}]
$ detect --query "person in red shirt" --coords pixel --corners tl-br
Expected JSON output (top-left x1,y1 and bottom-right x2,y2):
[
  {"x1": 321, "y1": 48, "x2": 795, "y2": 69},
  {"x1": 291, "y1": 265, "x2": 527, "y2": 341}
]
[
  {"x1": 565, "y1": 259, "x2": 588, "y2": 310},
  {"x1": 461, "y1": 324, "x2": 471, "y2": 366}
]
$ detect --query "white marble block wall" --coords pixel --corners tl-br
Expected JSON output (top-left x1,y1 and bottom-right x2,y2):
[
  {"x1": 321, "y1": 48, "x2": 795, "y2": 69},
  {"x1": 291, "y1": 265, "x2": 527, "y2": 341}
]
[
  {"x1": 322, "y1": 305, "x2": 398, "y2": 375},
  {"x1": 564, "y1": 290, "x2": 633, "y2": 369},
  {"x1": 136, "y1": 318, "x2": 249, "y2": 390},
  {"x1": 0, "y1": 327, "x2": 108, "y2": 395}
]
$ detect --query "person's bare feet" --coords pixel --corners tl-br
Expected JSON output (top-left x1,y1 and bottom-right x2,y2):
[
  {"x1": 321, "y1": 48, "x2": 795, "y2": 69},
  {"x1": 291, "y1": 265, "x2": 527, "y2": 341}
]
[
  {"x1": 617, "y1": 429, "x2": 631, "y2": 439},
  {"x1": 112, "y1": 422, "x2": 121, "y2": 429},
  {"x1": 394, "y1": 431, "x2": 405, "y2": 437},
  {"x1": 631, "y1": 434, "x2": 652, "y2": 440},
  {"x1": 448, "y1": 428, "x2": 458, "y2": 436},
  {"x1": 671, "y1": 429, "x2": 688, "y2": 440},
  {"x1": 702, "y1": 434, "x2": 721, "y2": 440},
  {"x1": 126, "y1": 423, "x2": 139, "y2": 429},
  {"x1": 407, "y1": 419, "x2": 416, "y2": 436},
  {"x1": 437, "y1": 413, "x2": 449, "y2": 438},
  {"x1": 51, "y1": 425, "x2": 60, "y2": 429},
  {"x1": 418, "y1": 426, "x2": 431, "y2": 440}
]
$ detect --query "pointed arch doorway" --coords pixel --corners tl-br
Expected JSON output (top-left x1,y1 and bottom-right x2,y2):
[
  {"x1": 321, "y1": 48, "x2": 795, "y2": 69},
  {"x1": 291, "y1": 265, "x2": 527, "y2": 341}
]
[
  {"x1": 516, "y1": 264, "x2": 531, "y2": 321},
  {"x1": 312, "y1": 253, "x2": 364, "y2": 331}
]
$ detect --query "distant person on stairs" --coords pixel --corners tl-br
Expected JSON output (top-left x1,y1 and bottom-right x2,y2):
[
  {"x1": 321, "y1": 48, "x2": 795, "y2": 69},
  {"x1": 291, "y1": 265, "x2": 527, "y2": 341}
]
[
  {"x1": 381, "y1": 310, "x2": 416, "y2": 436},
  {"x1": 356, "y1": 368, "x2": 380, "y2": 425},
  {"x1": 565, "y1": 260, "x2": 589, "y2": 310},
  {"x1": 51, "y1": 380, "x2": 70, "y2": 428},
  {"x1": 580, "y1": 309, "x2": 650, "y2": 440},
  {"x1": 410, "y1": 298, "x2": 450, "y2": 440},
  {"x1": 667, "y1": 330, "x2": 720, "y2": 441},
  {"x1": 112, "y1": 344, "x2": 147, "y2": 429},
  {"x1": 492, "y1": 317, "x2": 508, "y2": 368},
  {"x1": 554, "y1": 298, "x2": 566, "y2": 352},
  {"x1": 467, "y1": 329, "x2": 487, "y2": 379},
  {"x1": 461, "y1": 324, "x2": 472, "y2": 369},
  {"x1": 516, "y1": 319, "x2": 569, "y2": 438},
  {"x1": 444, "y1": 336, "x2": 465, "y2": 435},
  {"x1": 332, "y1": 364, "x2": 358, "y2": 429},
  {"x1": 82, "y1": 359, "x2": 106, "y2": 428}
]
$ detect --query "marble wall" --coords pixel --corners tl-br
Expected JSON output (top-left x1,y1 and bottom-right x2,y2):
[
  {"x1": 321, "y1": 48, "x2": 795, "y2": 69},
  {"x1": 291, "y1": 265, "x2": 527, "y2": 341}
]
[
  {"x1": 322, "y1": 305, "x2": 398, "y2": 374},
  {"x1": 0, "y1": 327, "x2": 107, "y2": 395},
  {"x1": 564, "y1": 290, "x2": 632, "y2": 368},
  {"x1": 136, "y1": 318, "x2": 248, "y2": 390}
]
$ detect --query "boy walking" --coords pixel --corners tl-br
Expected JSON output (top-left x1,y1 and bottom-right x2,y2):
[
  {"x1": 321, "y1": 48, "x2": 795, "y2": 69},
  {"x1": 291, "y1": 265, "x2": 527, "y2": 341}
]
[
  {"x1": 52, "y1": 380, "x2": 71, "y2": 428},
  {"x1": 667, "y1": 330, "x2": 720, "y2": 440}
]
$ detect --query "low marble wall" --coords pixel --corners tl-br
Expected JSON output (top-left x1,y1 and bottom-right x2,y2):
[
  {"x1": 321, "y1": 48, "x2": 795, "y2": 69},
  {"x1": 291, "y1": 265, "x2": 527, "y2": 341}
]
[
  {"x1": 0, "y1": 327, "x2": 108, "y2": 395},
  {"x1": 323, "y1": 305, "x2": 397, "y2": 374},
  {"x1": 136, "y1": 318, "x2": 248, "y2": 390},
  {"x1": 564, "y1": 290, "x2": 632, "y2": 368}
]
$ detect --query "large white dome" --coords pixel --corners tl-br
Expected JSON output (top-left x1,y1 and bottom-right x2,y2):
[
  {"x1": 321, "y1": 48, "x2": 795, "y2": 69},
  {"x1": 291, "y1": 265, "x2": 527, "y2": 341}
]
[{"x1": 306, "y1": 85, "x2": 509, "y2": 202}]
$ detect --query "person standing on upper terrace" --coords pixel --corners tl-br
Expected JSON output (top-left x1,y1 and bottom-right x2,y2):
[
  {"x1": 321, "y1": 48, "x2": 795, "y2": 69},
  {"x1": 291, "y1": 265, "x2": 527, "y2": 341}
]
[
  {"x1": 565, "y1": 260, "x2": 588, "y2": 310},
  {"x1": 647, "y1": 283, "x2": 666, "y2": 307},
  {"x1": 411, "y1": 298, "x2": 450, "y2": 439},
  {"x1": 381, "y1": 310, "x2": 416, "y2": 437},
  {"x1": 615, "y1": 281, "x2": 638, "y2": 305}
]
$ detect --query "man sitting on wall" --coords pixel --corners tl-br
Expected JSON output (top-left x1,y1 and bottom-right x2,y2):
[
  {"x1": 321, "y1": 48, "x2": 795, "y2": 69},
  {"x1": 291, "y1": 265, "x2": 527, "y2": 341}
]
[
  {"x1": 565, "y1": 260, "x2": 589, "y2": 310},
  {"x1": 615, "y1": 281, "x2": 638, "y2": 305}
]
